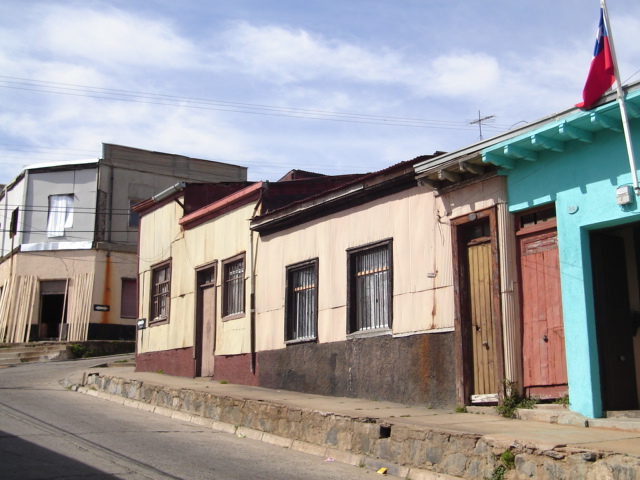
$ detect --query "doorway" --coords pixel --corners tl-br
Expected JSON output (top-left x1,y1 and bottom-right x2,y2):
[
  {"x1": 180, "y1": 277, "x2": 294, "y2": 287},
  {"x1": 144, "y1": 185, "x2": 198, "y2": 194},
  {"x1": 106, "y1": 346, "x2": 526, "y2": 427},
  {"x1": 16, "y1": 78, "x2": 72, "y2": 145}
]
[
  {"x1": 39, "y1": 280, "x2": 67, "y2": 340},
  {"x1": 452, "y1": 208, "x2": 504, "y2": 404},
  {"x1": 195, "y1": 265, "x2": 216, "y2": 377},
  {"x1": 517, "y1": 206, "x2": 568, "y2": 399},
  {"x1": 590, "y1": 225, "x2": 640, "y2": 411}
]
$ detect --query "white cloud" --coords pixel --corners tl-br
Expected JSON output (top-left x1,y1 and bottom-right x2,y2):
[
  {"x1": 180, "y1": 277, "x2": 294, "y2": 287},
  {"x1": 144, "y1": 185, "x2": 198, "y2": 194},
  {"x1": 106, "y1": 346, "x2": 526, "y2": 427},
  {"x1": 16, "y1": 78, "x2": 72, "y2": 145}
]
[
  {"x1": 220, "y1": 22, "x2": 504, "y2": 100},
  {"x1": 35, "y1": 5, "x2": 197, "y2": 69}
]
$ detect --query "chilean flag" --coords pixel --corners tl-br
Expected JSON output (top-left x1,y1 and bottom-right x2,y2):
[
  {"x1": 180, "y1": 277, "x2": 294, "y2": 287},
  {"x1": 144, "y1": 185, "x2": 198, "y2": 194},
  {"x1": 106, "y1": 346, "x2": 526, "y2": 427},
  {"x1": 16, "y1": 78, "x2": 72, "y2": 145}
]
[{"x1": 576, "y1": 8, "x2": 616, "y2": 109}]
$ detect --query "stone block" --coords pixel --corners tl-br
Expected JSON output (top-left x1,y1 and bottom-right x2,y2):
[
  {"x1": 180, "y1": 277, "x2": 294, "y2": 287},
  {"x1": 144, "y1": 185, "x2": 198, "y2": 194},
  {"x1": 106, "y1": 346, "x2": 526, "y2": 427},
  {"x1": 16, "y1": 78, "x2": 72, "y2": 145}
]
[
  {"x1": 325, "y1": 428, "x2": 339, "y2": 446},
  {"x1": 515, "y1": 454, "x2": 537, "y2": 478},
  {"x1": 442, "y1": 452, "x2": 468, "y2": 477},
  {"x1": 324, "y1": 448, "x2": 363, "y2": 467},
  {"x1": 262, "y1": 432, "x2": 292, "y2": 448},
  {"x1": 172, "y1": 411, "x2": 193, "y2": 423},
  {"x1": 424, "y1": 446, "x2": 444, "y2": 465},
  {"x1": 210, "y1": 421, "x2": 236, "y2": 434},
  {"x1": 376, "y1": 438, "x2": 392, "y2": 461},
  {"x1": 291, "y1": 441, "x2": 327, "y2": 457},
  {"x1": 236, "y1": 426, "x2": 263, "y2": 441}
]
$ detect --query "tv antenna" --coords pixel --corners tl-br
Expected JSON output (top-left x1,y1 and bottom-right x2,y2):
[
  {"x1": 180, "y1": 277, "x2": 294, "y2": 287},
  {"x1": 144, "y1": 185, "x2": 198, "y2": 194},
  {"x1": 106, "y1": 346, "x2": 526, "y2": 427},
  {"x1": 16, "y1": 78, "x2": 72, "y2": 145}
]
[{"x1": 469, "y1": 111, "x2": 496, "y2": 140}]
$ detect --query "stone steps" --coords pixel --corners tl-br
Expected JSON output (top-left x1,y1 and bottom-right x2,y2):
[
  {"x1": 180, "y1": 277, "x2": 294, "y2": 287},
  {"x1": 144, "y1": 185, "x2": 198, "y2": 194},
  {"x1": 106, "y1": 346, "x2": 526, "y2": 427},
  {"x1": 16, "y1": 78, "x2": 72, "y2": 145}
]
[{"x1": 0, "y1": 343, "x2": 69, "y2": 366}]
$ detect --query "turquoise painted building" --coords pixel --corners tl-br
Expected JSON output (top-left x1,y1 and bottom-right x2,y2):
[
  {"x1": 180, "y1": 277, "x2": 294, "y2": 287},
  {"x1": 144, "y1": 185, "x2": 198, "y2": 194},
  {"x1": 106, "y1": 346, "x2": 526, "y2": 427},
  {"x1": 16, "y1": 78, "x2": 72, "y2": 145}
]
[{"x1": 482, "y1": 81, "x2": 640, "y2": 418}]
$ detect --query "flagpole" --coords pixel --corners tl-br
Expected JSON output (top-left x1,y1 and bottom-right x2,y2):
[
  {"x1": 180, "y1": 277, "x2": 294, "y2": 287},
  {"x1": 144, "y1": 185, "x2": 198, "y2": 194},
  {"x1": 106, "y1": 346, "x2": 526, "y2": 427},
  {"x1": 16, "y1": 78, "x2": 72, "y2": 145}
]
[{"x1": 601, "y1": 0, "x2": 640, "y2": 195}]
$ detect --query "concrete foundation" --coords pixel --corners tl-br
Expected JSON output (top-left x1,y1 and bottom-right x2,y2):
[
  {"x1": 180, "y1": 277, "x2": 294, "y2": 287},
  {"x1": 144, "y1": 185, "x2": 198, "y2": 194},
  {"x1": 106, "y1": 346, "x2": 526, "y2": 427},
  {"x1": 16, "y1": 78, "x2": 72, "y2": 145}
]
[{"x1": 258, "y1": 332, "x2": 456, "y2": 408}]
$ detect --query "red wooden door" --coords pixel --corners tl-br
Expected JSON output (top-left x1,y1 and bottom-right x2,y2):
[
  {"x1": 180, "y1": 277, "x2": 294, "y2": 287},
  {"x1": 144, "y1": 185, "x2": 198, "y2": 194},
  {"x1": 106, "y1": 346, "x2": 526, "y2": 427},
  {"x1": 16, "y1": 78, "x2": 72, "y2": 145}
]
[{"x1": 519, "y1": 223, "x2": 568, "y2": 397}]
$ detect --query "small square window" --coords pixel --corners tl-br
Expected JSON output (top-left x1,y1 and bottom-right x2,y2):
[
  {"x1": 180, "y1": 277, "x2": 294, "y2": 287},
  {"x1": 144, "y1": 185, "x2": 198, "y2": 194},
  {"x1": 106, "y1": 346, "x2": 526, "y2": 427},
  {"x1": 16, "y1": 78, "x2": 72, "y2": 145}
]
[{"x1": 285, "y1": 259, "x2": 318, "y2": 342}]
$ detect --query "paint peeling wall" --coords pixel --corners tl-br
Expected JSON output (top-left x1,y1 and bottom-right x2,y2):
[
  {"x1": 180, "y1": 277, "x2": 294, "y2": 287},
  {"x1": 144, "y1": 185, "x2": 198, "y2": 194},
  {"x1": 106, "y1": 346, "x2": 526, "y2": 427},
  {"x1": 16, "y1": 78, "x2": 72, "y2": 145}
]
[
  {"x1": 137, "y1": 199, "x2": 190, "y2": 354},
  {"x1": 255, "y1": 186, "x2": 456, "y2": 353},
  {"x1": 182, "y1": 202, "x2": 256, "y2": 356},
  {"x1": 137, "y1": 199, "x2": 256, "y2": 358}
]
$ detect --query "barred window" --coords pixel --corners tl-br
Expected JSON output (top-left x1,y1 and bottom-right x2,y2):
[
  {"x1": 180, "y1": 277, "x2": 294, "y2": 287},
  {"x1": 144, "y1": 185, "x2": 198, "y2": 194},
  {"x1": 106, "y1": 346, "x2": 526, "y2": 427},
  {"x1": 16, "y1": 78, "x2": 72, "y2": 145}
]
[
  {"x1": 222, "y1": 254, "x2": 245, "y2": 318},
  {"x1": 348, "y1": 241, "x2": 392, "y2": 333},
  {"x1": 150, "y1": 261, "x2": 171, "y2": 325},
  {"x1": 286, "y1": 260, "x2": 318, "y2": 342}
]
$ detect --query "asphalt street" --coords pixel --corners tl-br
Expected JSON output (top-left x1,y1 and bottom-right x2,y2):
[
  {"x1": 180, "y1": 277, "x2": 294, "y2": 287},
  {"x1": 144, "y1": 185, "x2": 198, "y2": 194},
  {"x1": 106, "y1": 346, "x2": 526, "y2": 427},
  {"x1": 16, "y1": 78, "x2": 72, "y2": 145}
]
[{"x1": 0, "y1": 358, "x2": 379, "y2": 480}]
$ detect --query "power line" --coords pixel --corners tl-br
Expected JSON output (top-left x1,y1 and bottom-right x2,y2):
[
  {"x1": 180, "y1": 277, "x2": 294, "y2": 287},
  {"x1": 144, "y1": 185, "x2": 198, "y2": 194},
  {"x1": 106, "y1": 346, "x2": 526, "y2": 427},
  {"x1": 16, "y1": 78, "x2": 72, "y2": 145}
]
[{"x1": 0, "y1": 75, "x2": 510, "y2": 130}]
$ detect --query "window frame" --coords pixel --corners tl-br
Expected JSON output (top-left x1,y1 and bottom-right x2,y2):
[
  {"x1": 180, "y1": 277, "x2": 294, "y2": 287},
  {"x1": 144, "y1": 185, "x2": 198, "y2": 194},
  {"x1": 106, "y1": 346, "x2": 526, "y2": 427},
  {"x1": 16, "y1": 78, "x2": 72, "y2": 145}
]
[
  {"x1": 9, "y1": 207, "x2": 18, "y2": 238},
  {"x1": 346, "y1": 239, "x2": 393, "y2": 336},
  {"x1": 284, "y1": 258, "x2": 319, "y2": 344},
  {"x1": 120, "y1": 277, "x2": 137, "y2": 319},
  {"x1": 46, "y1": 194, "x2": 74, "y2": 238},
  {"x1": 149, "y1": 259, "x2": 171, "y2": 326},
  {"x1": 128, "y1": 198, "x2": 142, "y2": 229},
  {"x1": 221, "y1": 253, "x2": 246, "y2": 320}
]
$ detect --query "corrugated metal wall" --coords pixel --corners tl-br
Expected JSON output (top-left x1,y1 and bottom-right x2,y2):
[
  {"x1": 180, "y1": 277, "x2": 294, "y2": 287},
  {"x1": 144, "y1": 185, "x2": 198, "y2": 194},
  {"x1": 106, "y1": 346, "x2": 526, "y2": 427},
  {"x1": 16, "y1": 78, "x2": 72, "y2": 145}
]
[{"x1": 255, "y1": 187, "x2": 457, "y2": 352}]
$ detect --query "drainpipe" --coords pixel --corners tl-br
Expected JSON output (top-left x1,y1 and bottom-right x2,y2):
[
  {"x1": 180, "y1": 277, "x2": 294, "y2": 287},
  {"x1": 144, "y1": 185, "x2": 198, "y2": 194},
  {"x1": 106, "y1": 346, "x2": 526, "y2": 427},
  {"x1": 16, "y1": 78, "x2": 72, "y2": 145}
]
[
  {"x1": 106, "y1": 164, "x2": 114, "y2": 245},
  {"x1": 249, "y1": 189, "x2": 264, "y2": 374}
]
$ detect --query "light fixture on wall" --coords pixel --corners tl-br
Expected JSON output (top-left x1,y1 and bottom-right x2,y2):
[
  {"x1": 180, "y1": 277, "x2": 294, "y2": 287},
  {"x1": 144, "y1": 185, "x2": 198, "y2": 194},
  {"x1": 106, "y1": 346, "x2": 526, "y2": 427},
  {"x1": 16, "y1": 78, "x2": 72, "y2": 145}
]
[{"x1": 616, "y1": 185, "x2": 633, "y2": 206}]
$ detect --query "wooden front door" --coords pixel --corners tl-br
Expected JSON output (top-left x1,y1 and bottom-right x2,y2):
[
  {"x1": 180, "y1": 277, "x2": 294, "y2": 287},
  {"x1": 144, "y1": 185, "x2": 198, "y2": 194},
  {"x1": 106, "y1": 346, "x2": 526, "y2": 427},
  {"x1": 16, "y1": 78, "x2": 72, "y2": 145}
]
[
  {"x1": 590, "y1": 231, "x2": 639, "y2": 411},
  {"x1": 195, "y1": 267, "x2": 216, "y2": 377},
  {"x1": 518, "y1": 207, "x2": 567, "y2": 398},
  {"x1": 452, "y1": 209, "x2": 503, "y2": 405},
  {"x1": 468, "y1": 240, "x2": 499, "y2": 397}
]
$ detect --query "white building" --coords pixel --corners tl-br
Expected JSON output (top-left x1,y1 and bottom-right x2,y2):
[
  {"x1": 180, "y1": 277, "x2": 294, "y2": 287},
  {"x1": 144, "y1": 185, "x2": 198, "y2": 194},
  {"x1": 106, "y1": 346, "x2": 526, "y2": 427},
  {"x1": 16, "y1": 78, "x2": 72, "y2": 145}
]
[{"x1": 0, "y1": 143, "x2": 246, "y2": 343}]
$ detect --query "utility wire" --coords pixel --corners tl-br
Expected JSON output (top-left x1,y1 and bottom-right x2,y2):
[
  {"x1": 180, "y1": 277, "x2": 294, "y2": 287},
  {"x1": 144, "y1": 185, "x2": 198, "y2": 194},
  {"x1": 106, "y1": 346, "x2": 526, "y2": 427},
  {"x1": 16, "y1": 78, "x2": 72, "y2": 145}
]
[{"x1": 0, "y1": 75, "x2": 509, "y2": 130}]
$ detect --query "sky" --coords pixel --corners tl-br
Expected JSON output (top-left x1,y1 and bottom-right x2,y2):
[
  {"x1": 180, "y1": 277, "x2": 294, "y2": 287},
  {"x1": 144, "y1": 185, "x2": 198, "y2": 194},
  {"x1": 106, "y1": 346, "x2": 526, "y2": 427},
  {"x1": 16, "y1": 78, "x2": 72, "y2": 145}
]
[{"x1": 1, "y1": 1, "x2": 640, "y2": 185}]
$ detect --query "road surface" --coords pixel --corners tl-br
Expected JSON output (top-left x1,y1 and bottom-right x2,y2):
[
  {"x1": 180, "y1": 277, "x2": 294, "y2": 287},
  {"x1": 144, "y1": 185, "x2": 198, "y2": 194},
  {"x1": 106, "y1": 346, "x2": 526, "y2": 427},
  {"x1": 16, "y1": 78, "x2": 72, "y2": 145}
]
[{"x1": 0, "y1": 358, "x2": 378, "y2": 480}]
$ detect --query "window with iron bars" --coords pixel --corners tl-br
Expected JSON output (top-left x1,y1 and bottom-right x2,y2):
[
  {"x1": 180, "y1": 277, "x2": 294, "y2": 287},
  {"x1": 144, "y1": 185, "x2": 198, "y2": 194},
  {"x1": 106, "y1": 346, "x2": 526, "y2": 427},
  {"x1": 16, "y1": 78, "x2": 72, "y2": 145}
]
[
  {"x1": 285, "y1": 259, "x2": 318, "y2": 342},
  {"x1": 150, "y1": 260, "x2": 171, "y2": 325},
  {"x1": 347, "y1": 240, "x2": 392, "y2": 333},
  {"x1": 222, "y1": 254, "x2": 245, "y2": 319}
]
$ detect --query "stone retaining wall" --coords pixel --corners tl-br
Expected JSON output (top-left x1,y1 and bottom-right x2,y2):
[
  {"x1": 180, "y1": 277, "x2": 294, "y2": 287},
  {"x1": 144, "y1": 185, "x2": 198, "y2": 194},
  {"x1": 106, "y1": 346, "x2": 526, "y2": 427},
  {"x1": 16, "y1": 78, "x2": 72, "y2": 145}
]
[{"x1": 83, "y1": 373, "x2": 640, "y2": 480}]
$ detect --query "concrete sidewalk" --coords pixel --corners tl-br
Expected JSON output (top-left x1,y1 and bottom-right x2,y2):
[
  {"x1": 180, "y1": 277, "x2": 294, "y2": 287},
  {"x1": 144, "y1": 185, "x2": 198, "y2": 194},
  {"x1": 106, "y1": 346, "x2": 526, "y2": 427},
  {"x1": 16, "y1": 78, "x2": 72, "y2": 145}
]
[{"x1": 62, "y1": 364, "x2": 640, "y2": 480}]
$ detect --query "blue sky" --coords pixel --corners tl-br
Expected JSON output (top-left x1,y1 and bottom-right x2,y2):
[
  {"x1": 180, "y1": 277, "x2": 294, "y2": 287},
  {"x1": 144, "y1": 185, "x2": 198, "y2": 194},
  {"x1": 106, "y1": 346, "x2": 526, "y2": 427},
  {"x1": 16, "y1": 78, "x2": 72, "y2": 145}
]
[{"x1": 1, "y1": 1, "x2": 640, "y2": 185}]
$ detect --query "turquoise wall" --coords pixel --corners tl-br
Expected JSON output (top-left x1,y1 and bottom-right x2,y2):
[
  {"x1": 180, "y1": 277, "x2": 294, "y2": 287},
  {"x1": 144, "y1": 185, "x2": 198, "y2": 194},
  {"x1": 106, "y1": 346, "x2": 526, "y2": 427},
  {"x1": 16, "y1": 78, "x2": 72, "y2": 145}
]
[{"x1": 495, "y1": 121, "x2": 640, "y2": 418}]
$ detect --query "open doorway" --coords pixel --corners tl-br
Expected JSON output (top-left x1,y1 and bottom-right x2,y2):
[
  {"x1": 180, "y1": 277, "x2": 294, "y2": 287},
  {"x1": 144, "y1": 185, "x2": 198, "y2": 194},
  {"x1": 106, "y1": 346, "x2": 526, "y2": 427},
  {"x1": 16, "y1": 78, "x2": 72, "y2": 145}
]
[
  {"x1": 39, "y1": 280, "x2": 67, "y2": 340},
  {"x1": 590, "y1": 224, "x2": 640, "y2": 411}
]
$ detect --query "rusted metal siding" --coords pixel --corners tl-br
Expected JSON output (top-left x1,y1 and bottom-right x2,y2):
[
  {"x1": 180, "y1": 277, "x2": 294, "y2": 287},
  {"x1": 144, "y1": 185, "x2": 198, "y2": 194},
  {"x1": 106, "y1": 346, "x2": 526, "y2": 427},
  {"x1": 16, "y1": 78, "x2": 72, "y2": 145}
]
[
  {"x1": 137, "y1": 199, "x2": 189, "y2": 355},
  {"x1": 182, "y1": 202, "x2": 255, "y2": 356},
  {"x1": 255, "y1": 186, "x2": 454, "y2": 353},
  {"x1": 496, "y1": 201, "x2": 522, "y2": 391}
]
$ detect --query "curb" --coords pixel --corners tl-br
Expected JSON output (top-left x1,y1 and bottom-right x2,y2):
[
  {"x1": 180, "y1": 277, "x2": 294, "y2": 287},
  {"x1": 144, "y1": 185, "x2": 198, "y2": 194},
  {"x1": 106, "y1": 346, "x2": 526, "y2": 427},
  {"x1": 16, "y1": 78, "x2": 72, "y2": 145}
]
[
  {"x1": 67, "y1": 372, "x2": 640, "y2": 480},
  {"x1": 72, "y1": 383, "x2": 448, "y2": 479}
]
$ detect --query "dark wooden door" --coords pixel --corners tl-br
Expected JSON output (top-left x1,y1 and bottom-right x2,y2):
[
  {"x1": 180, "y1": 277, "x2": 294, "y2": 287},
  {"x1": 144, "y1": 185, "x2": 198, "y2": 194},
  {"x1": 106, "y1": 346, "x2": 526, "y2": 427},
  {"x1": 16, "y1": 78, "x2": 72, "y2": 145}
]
[
  {"x1": 519, "y1": 225, "x2": 568, "y2": 397},
  {"x1": 591, "y1": 232, "x2": 639, "y2": 411}
]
